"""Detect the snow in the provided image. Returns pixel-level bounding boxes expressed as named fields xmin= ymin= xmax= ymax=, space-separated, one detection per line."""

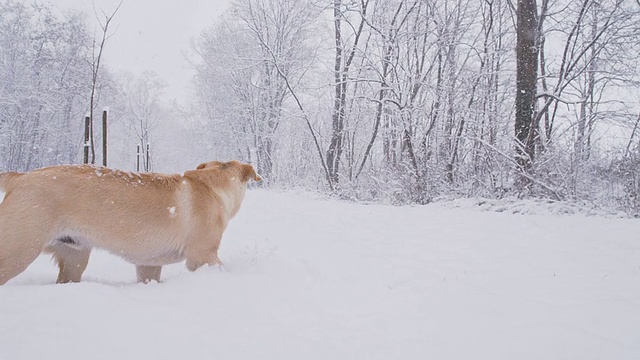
xmin=435 ymin=196 xmax=630 ymax=218
xmin=1 ymin=190 xmax=639 ymax=359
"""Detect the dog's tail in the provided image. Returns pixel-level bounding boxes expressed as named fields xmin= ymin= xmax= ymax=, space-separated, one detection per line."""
xmin=0 ymin=171 xmax=20 ymax=193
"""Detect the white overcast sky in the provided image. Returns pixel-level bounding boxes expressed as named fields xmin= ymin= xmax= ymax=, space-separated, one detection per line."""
xmin=48 ymin=0 xmax=231 ymax=103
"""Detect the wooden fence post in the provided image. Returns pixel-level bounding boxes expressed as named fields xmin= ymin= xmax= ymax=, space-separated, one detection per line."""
xmin=102 ymin=109 xmax=108 ymax=167
xmin=136 ymin=144 xmax=141 ymax=172
xmin=145 ymin=143 xmax=150 ymax=172
xmin=83 ymin=115 xmax=90 ymax=164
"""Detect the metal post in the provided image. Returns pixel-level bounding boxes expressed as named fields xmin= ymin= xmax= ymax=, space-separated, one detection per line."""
xmin=136 ymin=144 xmax=141 ymax=172
xmin=102 ymin=109 xmax=108 ymax=167
xmin=83 ymin=116 xmax=90 ymax=164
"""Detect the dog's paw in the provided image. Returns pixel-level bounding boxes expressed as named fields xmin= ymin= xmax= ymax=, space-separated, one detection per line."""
xmin=210 ymin=262 xmax=227 ymax=272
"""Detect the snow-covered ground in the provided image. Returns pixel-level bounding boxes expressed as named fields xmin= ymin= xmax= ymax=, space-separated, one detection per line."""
xmin=1 ymin=190 xmax=639 ymax=359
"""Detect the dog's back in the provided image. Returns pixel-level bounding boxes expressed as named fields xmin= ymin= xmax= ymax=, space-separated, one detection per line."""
xmin=0 ymin=171 xmax=21 ymax=193
xmin=0 ymin=166 xmax=190 ymax=273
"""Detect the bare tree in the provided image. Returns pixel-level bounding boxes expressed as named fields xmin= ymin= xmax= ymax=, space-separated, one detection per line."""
xmin=194 ymin=0 xmax=319 ymax=182
xmin=87 ymin=1 xmax=121 ymax=164
xmin=121 ymin=71 xmax=165 ymax=171
xmin=326 ymin=0 xmax=369 ymax=188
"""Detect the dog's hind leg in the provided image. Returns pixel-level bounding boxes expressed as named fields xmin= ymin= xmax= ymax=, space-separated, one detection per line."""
xmin=47 ymin=243 xmax=91 ymax=284
xmin=0 ymin=226 xmax=49 ymax=285
xmin=136 ymin=265 xmax=162 ymax=283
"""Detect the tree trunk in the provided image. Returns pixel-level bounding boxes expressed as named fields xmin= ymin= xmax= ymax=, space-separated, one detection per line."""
xmin=514 ymin=0 xmax=539 ymax=190
xmin=326 ymin=0 xmax=367 ymax=188
xmin=326 ymin=0 xmax=345 ymax=187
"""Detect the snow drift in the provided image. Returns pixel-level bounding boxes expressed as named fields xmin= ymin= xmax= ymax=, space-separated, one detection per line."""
xmin=1 ymin=190 xmax=639 ymax=359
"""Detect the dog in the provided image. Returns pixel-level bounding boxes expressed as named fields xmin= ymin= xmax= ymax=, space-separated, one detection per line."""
xmin=0 ymin=160 xmax=261 ymax=285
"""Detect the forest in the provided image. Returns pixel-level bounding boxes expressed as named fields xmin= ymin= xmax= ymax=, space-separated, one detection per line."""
xmin=1 ymin=0 xmax=640 ymax=214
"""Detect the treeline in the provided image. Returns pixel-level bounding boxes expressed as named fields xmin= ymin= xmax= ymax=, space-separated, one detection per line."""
xmin=2 ymin=0 xmax=639 ymax=214
xmin=193 ymin=0 xmax=640 ymax=213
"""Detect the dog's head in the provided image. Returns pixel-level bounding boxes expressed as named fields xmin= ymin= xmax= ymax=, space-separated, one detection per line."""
xmin=195 ymin=160 xmax=262 ymax=183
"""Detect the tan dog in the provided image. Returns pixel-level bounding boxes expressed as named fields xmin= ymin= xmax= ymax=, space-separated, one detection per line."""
xmin=0 ymin=160 xmax=261 ymax=285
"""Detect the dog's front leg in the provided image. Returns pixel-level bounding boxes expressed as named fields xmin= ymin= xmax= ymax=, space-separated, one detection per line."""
xmin=185 ymin=239 xmax=224 ymax=272
xmin=136 ymin=265 xmax=162 ymax=283
xmin=185 ymin=253 xmax=224 ymax=271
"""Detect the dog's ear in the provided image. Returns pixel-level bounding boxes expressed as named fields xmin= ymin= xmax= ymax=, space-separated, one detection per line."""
xmin=196 ymin=163 xmax=207 ymax=170
xmin=240 ymin=164 xmax=262 ymax=182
